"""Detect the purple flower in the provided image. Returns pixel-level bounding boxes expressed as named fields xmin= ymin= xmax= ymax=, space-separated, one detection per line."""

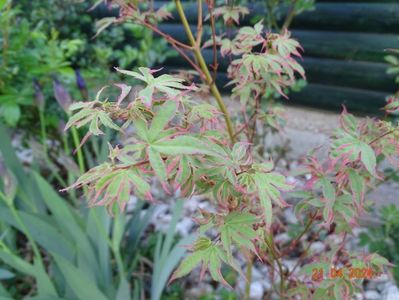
xmin=53 ymin=77 xmax=72 ymax=113
xmin=75 ymin=69 xmax=88 ymax=100
xmin=33 ymin=79 xmax=45 ymax=111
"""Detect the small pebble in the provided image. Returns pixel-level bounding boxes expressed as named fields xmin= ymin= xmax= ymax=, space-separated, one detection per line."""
xmin=364 ymin=290 xmax=381 ymax=300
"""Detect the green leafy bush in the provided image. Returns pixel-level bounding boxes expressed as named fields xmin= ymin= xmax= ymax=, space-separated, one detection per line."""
xmin=359 ymin=204 xmax=399 ymax=284
xmin=0 ymin=0 xmax=173 ymax=130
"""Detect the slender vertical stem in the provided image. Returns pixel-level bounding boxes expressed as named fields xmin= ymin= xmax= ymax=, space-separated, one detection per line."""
xmin=196 ymin=0 xmax=203 ymax=46
xmin=39 ymin=109 xmax=47 ymax=154
xmin=265 ymin=234 xmax=285 ymax=297
xmin=70 ymin=126 xmax=85 ymax=173
xmin=244 ymin=255 xmax=253 ymax=300
xmin=174 ymin=0 xmax=236 ymax=143
xmin=207 ymin=1 xmax=218 ymax=82
xmin=281 ymin=0 xmax=299 ymax=32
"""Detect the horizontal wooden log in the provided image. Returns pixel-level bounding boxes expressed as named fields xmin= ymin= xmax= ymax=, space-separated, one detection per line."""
xmin=158 ymin=24 xmax=399 ymax=62
xmin=159 ymin=67 xmax=388 ymax=115
xmin=288 ymin=83 xmax=387 ymax=115
xmin=164 ymin=50 xmax=396 ymax=93
xmin=298 ymin=58 xmax=396 ymax=93
xmin=294 ymin=30 xmax=399 ymax=62
xmin=93 ymin=2 xmax=399 ymax=34
xmin=291 ymin=3 xmax=399 ymax=34
xmin=317 ymin=0 xmax=397 ymax=3
xmin=152 ymin=2 xmax=399 ymax=34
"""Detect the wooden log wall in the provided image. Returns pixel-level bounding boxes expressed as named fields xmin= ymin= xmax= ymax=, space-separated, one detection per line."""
xmin=95 ymin=1 xmax=399 ymax=114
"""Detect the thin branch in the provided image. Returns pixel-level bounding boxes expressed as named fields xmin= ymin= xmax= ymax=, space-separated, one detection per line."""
xmin=196 ymin=0 xmax=203 ymax=47
xmin=282 ymin=211 xmax=318 ymax=255
xmin=139 ymin=20 xmax=206 ymax=80
xmin=265 ymin=235 xmax=285 ymax=297
xmin=368 ymin=129 xmax=396 ymax=145
xmin=140 ymin=20 xmax=192 ymax=50
xmin=281 ymin=0 xmax=299 ymax=32
xmin=174 ymin=0 xmax=236 ymax=143
xmin=207 ymin=0 xmax=219 ymax=82
xmin=287 ymin=227 xmax=323 ymax=277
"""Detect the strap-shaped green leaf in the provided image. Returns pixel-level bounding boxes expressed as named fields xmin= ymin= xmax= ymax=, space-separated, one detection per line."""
xmin=52 ymin=254 xmax=108 ymax=300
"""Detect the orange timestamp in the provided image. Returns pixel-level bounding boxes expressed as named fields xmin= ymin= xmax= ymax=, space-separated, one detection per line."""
xmin=311 ymin=266 xmax=382 ymax=281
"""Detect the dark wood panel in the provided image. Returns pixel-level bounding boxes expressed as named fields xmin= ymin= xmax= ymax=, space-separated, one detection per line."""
xmin=288 ymin=83 xmax=387 ymax=114
xmin=160 ymin=67 xmax=388 ymax=115
xmin=158 ymin=24 xmax=399 ymax=62
xmin=164 ymin=51 xmax=396 ymax=92
xmin=291 ymin=3 xmax=399 ymax=34
xmin=150 ymin=2 xmax=399 ymax=34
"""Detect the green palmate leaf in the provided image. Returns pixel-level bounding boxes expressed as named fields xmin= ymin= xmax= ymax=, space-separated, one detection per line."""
xmin=85 ymin=168 xmax=151 ymax=208
xmin=332 ymin=133 xmax=378 ymax=176
xmin=148 ymin=101 xmax=176 ymax=142
xmin=258 ymin=185 xmax=273 ymax=230
xmin=319 ymin=177 xmax=336 ymax=202
xmin=65 ymin=108 xmax=96 ymax=130
xmin=152 ymin=136 xmax=219 ymax=157
xmin=170 ymin=243 xmax=232 ymax=286
xmin=369 ymin=253 xmax=392 ymax=267
xmin=359 ymin=143 xmax=377 ymax=176
xmin=116 ymin=67 xmax=188 ymax=106
xmin=170 ymin=249 xmax=204 ymax=282
xmin=148 ymin=147 xmax=167 ymax=182
xmin=220 ymin=212 xmax=258 ymax=258
xmin=208 ymin=248 xmax=229 ymax=286
xmin=132 ymin=117 xmax=149 ymax=142
xmin=126 ymin=170 xmax=151 ymax=196
xmin=66 ymin=108 xmax=120 ymax=136
xmin=253 ymin=171 xmax=292 ymax=229
xmin=98 ymin=111 xmax=121 ymax=131
xmin=253 ymin=172 xmax=293 ymax=226
xmin=348 ymin=169 xmax=365 ymax=204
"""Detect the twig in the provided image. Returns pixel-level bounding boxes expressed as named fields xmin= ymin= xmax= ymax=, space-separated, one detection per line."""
xmin=368 ymin=129 xmax=396 ymax=145
xmin=174 ymin=0 xmax=236 ymax=143
xmin=196 ymin=0 xmax=203 ymax=47
xmin=244 ymin=254 xmax=254 ymax=300
xmin=265 ymin=235 xmax=285 ymax=297
xmin=281 ymin=0 xmax=299 ymax=32
xmin=287 ymin=227 xmax=323 ymax=277
xmin=139 ymin=19 xmax=207 ymax=83
xmin=207 ymin=0 xmax=219 ymax=82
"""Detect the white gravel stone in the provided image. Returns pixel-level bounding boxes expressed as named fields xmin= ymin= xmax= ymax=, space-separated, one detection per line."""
xmin=249 ymin=281 xmax=264 ymax=300
xmin=251 ymin=266 xmax=263 ymax=281
xmin=353 ymin=293 xmax=364 ymax=300
xmin=364 ymin=290 xmax=381 ymax=300
xmin=283 ymin=259 xmax=298 ymax=273
xmin=274 ymin=233 xmax=290 ymax=244
xmin=382 ymin=282 xmax=399 ymax=300
xmin=284 ymin=209 xmax=298 ymax=224
xmin=185 ymin=283 xmax=213 ymax=298
xmin=309 ymin=241 xmax=325 ymax=253
xmin=176 ymin=217 xmax=195 ymax=236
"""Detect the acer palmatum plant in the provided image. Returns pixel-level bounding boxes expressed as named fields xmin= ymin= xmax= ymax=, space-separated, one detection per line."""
xmin=63 ymin=1 xmax=399 ymax=298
